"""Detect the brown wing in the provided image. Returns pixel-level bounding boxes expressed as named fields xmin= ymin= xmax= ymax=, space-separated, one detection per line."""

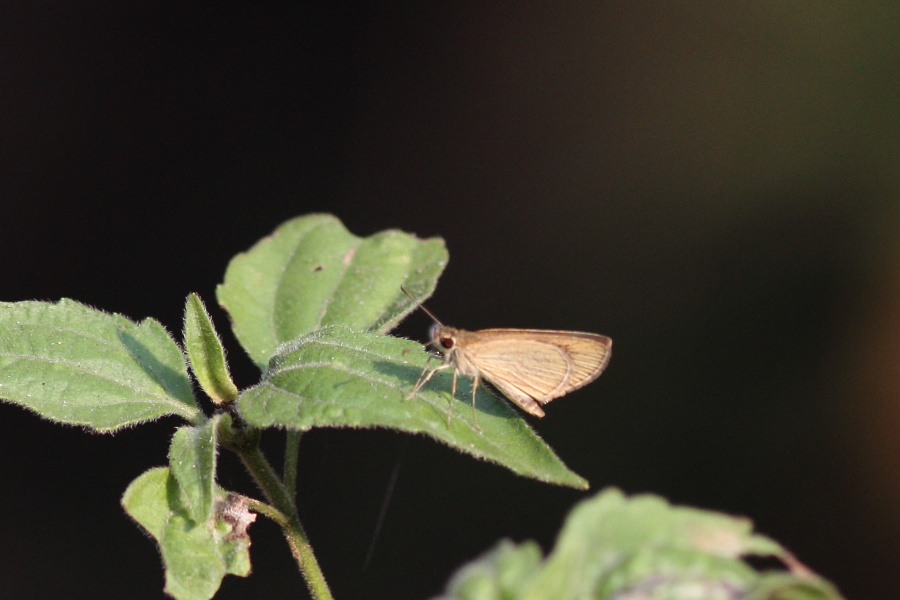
xmin=459 ymin=329 xmax=611 ymax=406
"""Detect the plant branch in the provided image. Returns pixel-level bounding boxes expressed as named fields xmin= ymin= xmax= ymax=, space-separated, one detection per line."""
xmin=231 ymin=494 xmax=290 ymax=528
xmin=284 ymin=430 xmax=302 ymax=500
xmin=233 ymin=436 xmax=333 ymax=600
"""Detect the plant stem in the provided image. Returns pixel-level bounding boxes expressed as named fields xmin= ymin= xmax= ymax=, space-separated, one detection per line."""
xmin=284 ymin=430 xmax=302 ymax=500
xmin=238 ymin=443 xmax=333 ymax=600
xmin=239 ymin=495 xmax=289 ymax=528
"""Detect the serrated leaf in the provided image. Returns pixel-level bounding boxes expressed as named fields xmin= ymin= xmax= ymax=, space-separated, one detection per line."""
xmin=239 ymin=326 xmax=587 ymax=489
xmin=169 ymin=417 xmax=219 ymax=523
xmin=0 ymin=299 xmax=199 ymax=431
xmin=184 ymin=293 xmax=238 ymax=404
xmin=122 ymin=467 xmax=253 ymax=600
xmin=216 ymin=214 xmax=447 ymax=368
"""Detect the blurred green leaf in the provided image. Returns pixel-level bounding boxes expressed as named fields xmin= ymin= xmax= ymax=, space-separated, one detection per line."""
xmin=0 ymin=299 xmax=199 ymax=431
xmin=434 ymin=488 xmax=846 ymax=600
xmin=743 ymin=572 xmax=844 ymax=600
xmin=239 ymin=326 xmax=588 ymax=489
xmin=433 ymin=540 xmax=543 ymax=600
xmin=216 ymin=214 xmax=447 ymax=368
xmin=122 ymin=467 xmax=253 ymax=600
xmin=184 ymin=293 xmax=238 ymax=404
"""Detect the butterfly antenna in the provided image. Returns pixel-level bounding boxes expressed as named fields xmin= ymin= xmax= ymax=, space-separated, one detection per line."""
xmin=400 ymin=285 xmax=444 ymax=326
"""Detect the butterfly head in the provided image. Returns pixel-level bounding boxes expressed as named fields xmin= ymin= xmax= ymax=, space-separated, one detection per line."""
xmin=430 ymin=323 xmax=458 ymax=355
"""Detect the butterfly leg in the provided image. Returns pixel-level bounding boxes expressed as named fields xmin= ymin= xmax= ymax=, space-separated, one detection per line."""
xmin=470 ymin=373 xmax=482 ymax=432
xmin=447 ymin=367 xmax=459 ymax=427
xmin=405 ymin=355 xmax=449 ymax=400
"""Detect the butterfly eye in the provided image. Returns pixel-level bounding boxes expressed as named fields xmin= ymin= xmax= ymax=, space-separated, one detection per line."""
xmin=440 ymin=336 xmax=454 ymax=349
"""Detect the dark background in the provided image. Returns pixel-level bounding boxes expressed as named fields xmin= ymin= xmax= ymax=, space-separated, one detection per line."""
xmin=2 ymin=3 xmax=899 ymax=599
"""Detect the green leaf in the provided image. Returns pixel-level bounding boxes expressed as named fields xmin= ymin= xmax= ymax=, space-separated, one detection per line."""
xmin=433 ymin=488 xmax=845 ymax=600
xmin=744 ymin=572 xmax=844 ymax=600
xmin=184 ymin=293 xmax=238 ymax=404
xmin=122 ymin=467 xmax=253 ymax=600
xmin=433 ymin=540 xmax=544 ymax=600
xmin=0 ymin=299 xmax=200 ymax=431
xmin=216 ymin=214 xmax=447 ymax=368
xmin=168 ymin=416 xmax=219 ymax=523
xmin=239 ymin=326 xmax=587 ymax=489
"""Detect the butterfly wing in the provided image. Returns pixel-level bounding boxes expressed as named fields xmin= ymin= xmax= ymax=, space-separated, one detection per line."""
xmin=458 ymin=329 xmax=611 ymax=416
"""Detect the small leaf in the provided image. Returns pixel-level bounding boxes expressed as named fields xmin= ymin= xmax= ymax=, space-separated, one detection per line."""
xmin=184 ymin=293 xmax=238 ymax=404
xmin=239 ymin=326 xmax=587 ymax=489
xmin=160 ymin=514 xmax=228 ymax=600
xmin=0 ymin=299 xmax=200 ymax=431
xmin=168 ymin=416 xmax=219 ymax=523
xmin=122 ymin=467 xmax=253 ymax=600
xmin=216 ymin=214 xmax=447 ymax=368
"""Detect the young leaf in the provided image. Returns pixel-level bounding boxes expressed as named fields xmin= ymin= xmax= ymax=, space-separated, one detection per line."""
xmin=0 ymin=299 xmax=200 ymax=431
xmin=183 ymin=293 xmax=238 ymax=404
xmin=239 ymin=326 xmax=588 ymax=489
xmin=122 ymin=467 xmax=253 ymax=600
xmin=168 ymin=416 xmax=219 ymax=523
xmin=436 ymin=489 xmax=845 ymax=600
xmin=216 ymin=214 xmax=447 ymax=368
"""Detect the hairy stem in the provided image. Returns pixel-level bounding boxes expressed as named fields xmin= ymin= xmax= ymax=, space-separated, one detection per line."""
xmin=284 ymin=430 xmax=302 ymax=500
xmin=237 ymin=442 xmax=333 ymax=600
